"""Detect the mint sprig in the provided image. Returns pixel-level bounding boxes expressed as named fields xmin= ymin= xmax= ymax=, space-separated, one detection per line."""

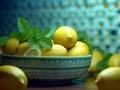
xmin=28 ymin=27 xmax=53 ymax=50
xmin=0 ymin=17 xmax=56 ymax=51
xmin=17 ymin=17 xmax=55 ymax=51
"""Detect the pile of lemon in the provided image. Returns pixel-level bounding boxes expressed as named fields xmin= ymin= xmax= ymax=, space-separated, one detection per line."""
xmin=42 ymin=26 xmax=89 ymax=56
xmin=1 ymin=26 xmax=120 ymax=90
xmin=0 ymin=26 xmax=90 ymax=90
xmin=1 ymin=39 xmax=41 ymax=57
xmin=88 ymin=48 xmax=120 ymax=90
xmin=1 ymin=26 xmax=90 ymax=57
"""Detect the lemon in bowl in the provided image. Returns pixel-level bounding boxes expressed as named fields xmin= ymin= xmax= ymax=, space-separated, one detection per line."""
xmin=53 ymin=26 xmax=78 ymax=49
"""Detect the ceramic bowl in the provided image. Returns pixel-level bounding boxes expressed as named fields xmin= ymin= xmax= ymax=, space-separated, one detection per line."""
xmin=1 ymin=54 xmax=91 ymax=81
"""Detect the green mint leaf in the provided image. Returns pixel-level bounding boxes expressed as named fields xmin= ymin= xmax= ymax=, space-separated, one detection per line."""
xmin=77 ymin=31 xmax=89 ymax=42
xmin=105 ymin=52 xmax=113 ymax=59
xmin=86 ymin=42 xmax=93 ymax=54
xmin=32 ymin=27 xmax=41 ymax=37
xmin=28 ymin=37 xmax=39 ymax=47
xmin=20 ymin=28 xmax=36 ymax=43
xmin=36 ymin=42 xmax=43 ymax=51
xmin=45 ymin=26 xmax=56 ymax=38
xmin=41 ymin=27 xmax=50 ymax=37
xmin=20 ymin=31 xmax=31 ymax=43
xmin=18 ymin=17 xmax=31 ymax=33
xmin=40 ymin=37 xmax=52 ymax=48
xmin=97 ymin=60 xmax=108 ymax=71
xmin=0 ymin=36 xmax=9 ymax=47
xmin=10 ymin=31 xmax=21 ymax=39
xmin=28 ymin=36 xmax=53 ymax=51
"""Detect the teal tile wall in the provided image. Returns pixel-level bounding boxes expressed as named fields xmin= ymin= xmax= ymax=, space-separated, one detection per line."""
xmin=0 ymin=0 xmax=120 ymax=53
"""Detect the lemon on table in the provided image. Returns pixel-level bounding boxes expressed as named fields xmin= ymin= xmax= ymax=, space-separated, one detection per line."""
xmin=108 ymin=53 xmax=120 ymax=67
xmin=0 ymin=65 xmax=28 ymax=90
xmin=23 ymin=46 xmax=41 ymax=57
xmin=68 ymin=41 xmax=89 ymax=56
xmin=95 ymin=67 xmax=120 ymax=90
xmin=16 ymin=42 xmax=29 ymax=56
xmin=88 ymin=50 xmax=103 ymax=73
xmin=1 ymin=38 xmax=19 ymax=55
xmin=41 ymin=44 xmax=67 ymax=56
xmin=53 ymin=26 xmax=78 ymax=49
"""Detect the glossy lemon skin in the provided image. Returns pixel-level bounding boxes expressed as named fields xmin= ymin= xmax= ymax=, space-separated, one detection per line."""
xmin=68 ymin=41 xmax=89 ymax=56
xmin=41 ymin=44 xmax=67 ymax=56
xmin=108 ymin=54 xmax=120 ymax=67
xmin=95 ymin=67 xmax=120 ymax=90
xmin=0 ymin=65 xmax=28 ymax=90
xmin=53 ymin=26 xmax=78 ymax=49
xmin=1 ymin=38 xmax=19 ymax=55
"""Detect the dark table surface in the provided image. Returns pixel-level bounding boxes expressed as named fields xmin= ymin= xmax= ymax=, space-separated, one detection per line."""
xmin=27 ymin=77 xmax=98 ymax=90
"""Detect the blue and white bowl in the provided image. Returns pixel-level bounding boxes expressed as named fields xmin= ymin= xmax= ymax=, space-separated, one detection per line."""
xmin=1 ymin=54 xmax=91 ymax=81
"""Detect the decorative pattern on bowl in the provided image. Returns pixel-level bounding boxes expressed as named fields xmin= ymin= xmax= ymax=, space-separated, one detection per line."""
xmin=1 ymin=54 xmax=91 ymax=81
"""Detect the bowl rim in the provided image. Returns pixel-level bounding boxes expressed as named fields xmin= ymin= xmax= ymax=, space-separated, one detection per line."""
xmin=1 ymin=54 xmax=92 ymax=59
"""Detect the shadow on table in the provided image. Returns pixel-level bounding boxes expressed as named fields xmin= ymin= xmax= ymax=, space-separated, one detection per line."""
xmin=28 ymin=78 xmax=84 ymax=87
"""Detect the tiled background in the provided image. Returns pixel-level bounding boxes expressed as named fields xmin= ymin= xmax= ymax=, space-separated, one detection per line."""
xmin=0 ymin=0 xmax=120 ymax=53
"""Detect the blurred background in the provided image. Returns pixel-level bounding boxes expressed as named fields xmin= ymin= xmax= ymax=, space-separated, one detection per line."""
xmin=0 ymin=0 xmax=120 ymax=53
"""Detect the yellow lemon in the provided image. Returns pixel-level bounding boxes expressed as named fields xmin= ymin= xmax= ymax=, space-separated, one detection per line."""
xmin=41 ymin=44 xmax=67 ymax=56
xmin=23 ymin=46 xmax=41 ymax=57
xmin=16 ymin=42 xmax=29 ymax=56
xmin=1 ymin=38 xmax=19 ymax=55
xmin=53 ymin=26 xmax=78 ymax=49
xmin=0 ymin=65 xmax=28 ymax=90
xmin=75 ymin=41 xmax=88 ymax=47
xmin=95 ymin=67 xmax=120 ymax=90
xmin=88 ymin=50 xmax=103 ymax=73
xmin=108 ymin=53 xmax=120 ymax=67
xmin=68 ymin=41 xmax=89 ymax=56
